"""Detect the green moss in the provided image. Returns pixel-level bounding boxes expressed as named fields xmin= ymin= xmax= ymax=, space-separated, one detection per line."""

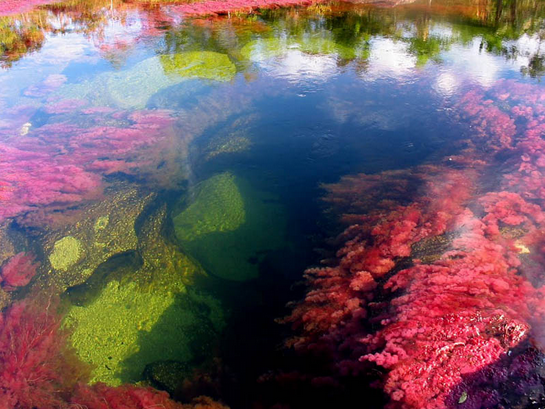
xmin=160 ymin=51 xmax=236 ymax=82
xmin=49 ymin=236 xmax=83 ymax=271
xmin=173 ymin=172 xmax=286 ymax=281
xmin=63 ymin=278 xmax=225 ymax=386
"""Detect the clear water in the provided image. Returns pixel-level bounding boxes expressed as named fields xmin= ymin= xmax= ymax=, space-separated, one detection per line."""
xmin=0 ymin=0 xmax=544 ymax=408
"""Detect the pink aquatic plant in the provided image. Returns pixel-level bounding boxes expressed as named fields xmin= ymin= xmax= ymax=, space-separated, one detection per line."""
xmin=0 ymin=252 xmax=38 ymax=290
xmin=0 ymin=108 xmax=178 ymax=223
xmin=285 ymin=79 xmax=545 ymax=408
xmin=168 ymin=0 xmax=327 ymax=17
xmin=72 ymin=383 xmax=230 ymax=409
xmin=0 ymin=297 xmax=84 ymax=409
xmin=23 ymin=74 xmax=67 ymax=98
xmin=0 ymin=0 xmax=58 ymax=16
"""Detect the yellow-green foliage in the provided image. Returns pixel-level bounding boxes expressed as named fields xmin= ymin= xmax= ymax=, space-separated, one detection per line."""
xmin=160 ymin=51 xmax=236 ymax=82
xmin=173 ymin=172 xmax=286 ymax=281
xmin=64 ymin=279 xmax=224 ymax=385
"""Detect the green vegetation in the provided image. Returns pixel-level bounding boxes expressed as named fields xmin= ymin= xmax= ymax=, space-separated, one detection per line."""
xmin=160 ymin=51 xmax=236 ymax=82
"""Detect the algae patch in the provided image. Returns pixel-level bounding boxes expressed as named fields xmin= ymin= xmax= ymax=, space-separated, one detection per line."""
xmin=160 ymin=51 xmax=236 ymax=82
xmin=49 ymin=236 xmax=82 ymax=271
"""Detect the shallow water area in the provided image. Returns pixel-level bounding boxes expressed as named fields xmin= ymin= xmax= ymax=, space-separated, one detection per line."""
xmin=1 ymin=0 xmax=545 ymax=408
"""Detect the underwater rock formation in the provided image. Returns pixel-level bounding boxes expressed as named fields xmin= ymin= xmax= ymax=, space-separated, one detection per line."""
xmin=240 ymin=36 xmax=357 ymax=62
xmin=137 ymin=203 xmax=207 ymax=287
xmin=62 ymin=200 xmax=225 ymax=386
xmin=63 ymin=279 xmax=225 ymax=385
xmin=173 ymin=172 xmax=287 ymax=281
xmin=160 ymin=52 xmax=236 ymax=82
xmin=34 ymin=183 xmax=155 ymax=290
xmin=285 ymin=79 xmax=545 ymax=408
xmin=54 ymin=52 xmax=235 ymax=110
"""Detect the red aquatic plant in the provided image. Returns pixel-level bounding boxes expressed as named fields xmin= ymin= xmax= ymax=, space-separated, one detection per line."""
xmin=0 ymin=297 xmax=84 ymax=409
xmin=0 ymin=108 xmax=178 ymax=223
xmin=0 ymin=0 xmax=57 ymax=16
xmin=0 ymin=252 xmax=38 ymax=290
xmin=72 ymin=383 xmax=229 ymax=409
xmin=286 ymin=79 xmax=545 ymax=408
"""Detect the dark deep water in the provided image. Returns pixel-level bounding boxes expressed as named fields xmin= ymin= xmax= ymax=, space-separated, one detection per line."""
xmin=1 ymin=0 xmax=545 ymax=408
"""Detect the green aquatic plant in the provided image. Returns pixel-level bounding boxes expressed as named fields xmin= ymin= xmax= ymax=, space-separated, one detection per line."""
xmin=173 ymin=172 xmax=286 ymax=281
xmin=160 ymin=51 xmax=236 ymax=82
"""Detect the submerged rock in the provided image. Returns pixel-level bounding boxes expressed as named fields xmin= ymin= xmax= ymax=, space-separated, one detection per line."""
xmin=137 ymin=203 xmax=206 ymax=289
xmin=53 ymin=52 xmax=235 ymax=109
xmin=63 ymin=278 xmax=225 ymax=386
xmin=143 ymin=360 xmax=192 ymax=396
xmin=61 ymin=199 xmax=224 ymax=386
xmin=37 ymin=183 xmax=155 ymax=290
xmin=173 ymin=172 xmax=287 ymax=281
xmin=202 ymin=114 xmax=256 ymax=160
xmin=49 ymin=236 xmax=83 ymax=272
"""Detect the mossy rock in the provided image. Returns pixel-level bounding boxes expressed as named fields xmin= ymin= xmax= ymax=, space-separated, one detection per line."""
xmin=172 ymin=172 xmax=287 ymax=282
xmin=160 ymin=51 xmax=236 ymax=82
xmin=37 ymin=183 xmax=155 ymax=290
xmin=63 ymin=279 xmax=225 ymax=386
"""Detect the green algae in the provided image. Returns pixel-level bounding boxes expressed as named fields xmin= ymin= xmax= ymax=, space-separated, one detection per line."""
xmin=63 ymin=278 xmax=225 ymax=386
xmin=173 ymin=172 xmax=287 ymax=281
xmin=160 ymin=51 xmax=236 ymax=82
xmin=49 ymin=236 xmax=83 ymax=271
